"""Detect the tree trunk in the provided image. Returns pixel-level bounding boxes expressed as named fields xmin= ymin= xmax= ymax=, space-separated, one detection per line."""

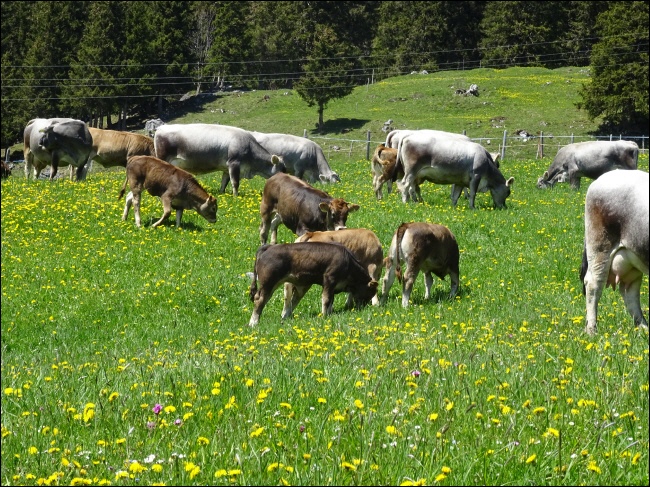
xmin=318 ymin=102 xmax=324 ymax=133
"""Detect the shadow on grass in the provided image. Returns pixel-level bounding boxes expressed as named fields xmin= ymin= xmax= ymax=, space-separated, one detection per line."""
xmin=309 ymin=118 xmax=370 ymax=136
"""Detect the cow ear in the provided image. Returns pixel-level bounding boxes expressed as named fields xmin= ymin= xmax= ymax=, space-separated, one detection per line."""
xmin=319 ymin=174 xmax=327 ymax=183
xmin=369 ymin=280 xmax=379 ymax=291
xmin=348 ymin=203 xmax=360 ymax=212
xmin=543 ymin=171 xmax=549 ymax=180
xmin=506 ymin=177 xmax=514 ymax=187
xmin=319 ymin=202 xmax=329 ymax=213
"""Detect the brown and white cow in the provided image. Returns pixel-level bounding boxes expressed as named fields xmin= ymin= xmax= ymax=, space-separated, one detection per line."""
xmin=295 ymin=228 xmax=383 ymax=305
xmin=118 ymin=155 xmax=217 ymax=228
xmin=154 ymin=123 xmax=285 ymax=197
xmin=381 ymin=222 xmax=460 ymax=307
xmin=580 ymin=169 xmax=648 ymax=335
xmin=87 ymin=128 xmax=155 ymax=169
xmin=371 ymin=144 xmax=400 ymax=200
xmin=259 ymin=172 xmax=359 ymax=244
xmin=537 ymin=140 xmax=638 ymax=190
xmin=248 ymin=242 xmax=378 ymax=326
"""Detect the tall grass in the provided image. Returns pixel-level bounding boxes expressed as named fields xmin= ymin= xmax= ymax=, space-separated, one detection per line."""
xmin=1 ymin=150 xmax=648 ymax=486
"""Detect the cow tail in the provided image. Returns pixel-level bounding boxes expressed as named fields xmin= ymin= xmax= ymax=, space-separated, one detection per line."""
xmin=249 ymin=245 xmax=270 ymax=302
xmin=579 ymin=241 xmax=588 ymax=296
xmin=118 ymin=173 xmax=128 ymax=200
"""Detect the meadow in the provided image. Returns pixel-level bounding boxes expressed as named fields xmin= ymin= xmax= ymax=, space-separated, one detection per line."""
xmin=1 ymin=146 xmax=648 ymax=485
xmin=2 ymin=65 xmax=649 ymax=486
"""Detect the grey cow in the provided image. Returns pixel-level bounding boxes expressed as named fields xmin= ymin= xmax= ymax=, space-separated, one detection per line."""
xmin=537 ymin=140 xmax=638 ymax=190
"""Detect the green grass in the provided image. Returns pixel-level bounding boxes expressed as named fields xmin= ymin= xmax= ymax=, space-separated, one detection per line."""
xmin=1 ymin=146 xmax=648 ymax=485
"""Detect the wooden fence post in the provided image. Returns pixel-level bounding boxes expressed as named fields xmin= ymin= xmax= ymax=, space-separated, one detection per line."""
xmin=536 ymin=131 xmax=544 ymax=159
xmin=303 ymin=129 xmax=307 ymax=138
xmin=366 ymin=131 xmax=371 ymax=160
xmin=501 ymin=130 xmax=507 ymax=160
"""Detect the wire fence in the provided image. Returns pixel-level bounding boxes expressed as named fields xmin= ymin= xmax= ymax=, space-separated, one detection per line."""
xmin=303 ymin=130 xmax=649 ymax=162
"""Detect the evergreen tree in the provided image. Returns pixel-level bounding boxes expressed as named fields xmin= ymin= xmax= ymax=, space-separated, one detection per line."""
xmin=294 ymin=24 xmax=357 ymax=133
xmin=577 ymin=1 xmax=649 ymax=134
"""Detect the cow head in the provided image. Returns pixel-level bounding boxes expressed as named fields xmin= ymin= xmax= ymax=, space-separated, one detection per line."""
xmin=352 ymin=279 xmax=379 ymax=308
xmin=319 ymin=199 xmax=359 ymax=231
xmin=197 ymin=195 xmax=218 ymax=223
xmin=490 ymin=177 xmax=514 ymax=209
xmin=319 ymin=172 xmax=341 ymax=184
xmin=271 ymin=155 xmax=287 ymax=175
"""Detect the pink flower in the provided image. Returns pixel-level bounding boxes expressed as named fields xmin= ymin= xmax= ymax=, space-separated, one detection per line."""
xmin=174 ymin=419 xmax=182 ymax=426
xmin=411 ymin=370 xmax=421 ymax=378
xmin=153 ymin=403 xmax=162 ymax=415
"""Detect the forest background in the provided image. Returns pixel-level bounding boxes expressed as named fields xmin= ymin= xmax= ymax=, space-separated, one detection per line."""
xmin=1 ymin=1 xmax=648 ymax=148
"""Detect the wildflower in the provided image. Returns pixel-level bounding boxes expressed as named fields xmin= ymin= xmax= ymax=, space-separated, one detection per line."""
xmin=197 ymin=436 xmax=210 ymax=446
xmin=544 ymin=427 xmax=560 ymax=438
xmin=441 ymin=466 xmax=451 ymax=474
xmin=341 ymin=461 xmax=357 ymax=471
xmin=250 ymin=427 xmax=264 ymax=438
xmin=587 ymin=461 xmax=601 ymax=474
xmin=401 ymin=479 xmax=426 ymax=486
xmin=129 ymin=462 xmax=147 ymax=474
xmin=215 ymin=469 xmax=228 ymax=478
xmin=317 ymin=397 xmax=327 ymax=404
xmin=526 ymin=454 xmax=537 ymax=464
xmin=152 ymin=404 xmax=162 ymax=415
xmin=632 ymin=452 xmax=641 ymax=465
xmin=82 ymin=403 xmax=95 ymax=423
xmin=303 ymin=454 xmax=311 ymax=461
xmin=429 ymin=413 xmax=439 ymax=421
xmin=533 ymin=407 xmax=546 ymax=415
xmin=445 ymin=401 xmax=454 ymax=411
xmin=28 ymin=446 xmax=38 ymax=455
xmin=147 ymin=421 xmax=156 ymax=430
xmin=386 ymin=425 xmax=398 ymax=435
xmin=354 ymin=399 xmax=364 ymax=409
xmin=411 ymin=370 xmax=421 ymax=378
xmin=174 ymin=419 xmax=183 ymax=426
xmin=152 ymin=464 xmax=163 ymax=473
xmin=108 ymin=392 xmax=119 ymax=402
xmin=164 ymin=405 xmax=176 ymax=414
xmin=434 ymin=473 xmax=447 ymax=482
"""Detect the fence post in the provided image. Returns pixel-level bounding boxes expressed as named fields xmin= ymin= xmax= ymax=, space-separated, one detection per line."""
xmin=366 ymin=131 xmax=371 ymax=160
xmin=570 ymin=133 xmax=574 ymax=144
xmin=303 ymin=129 xmax=307 ymax=138
xmin=348 ymin=141 xmax=354 ymax=158
xmin=610 ymin=134 xmax=613 ymax=141
xmin=501 ymin=130 xmax=507 ymax=161
xmin=536 ymin=132 xmax=544 ymax=159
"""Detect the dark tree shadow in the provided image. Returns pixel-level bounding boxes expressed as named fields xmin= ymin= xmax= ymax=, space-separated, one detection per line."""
xmin=309 ymin=118 xmax=370 ymax=136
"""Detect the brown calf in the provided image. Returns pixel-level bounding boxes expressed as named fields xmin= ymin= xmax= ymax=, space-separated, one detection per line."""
xmin=381 ymin=222 xmax=460 ymax=307
xmin=259 ymin=172 xmax=359 ymax=244
xmin=118 ymin=155 xmax=217 ymax=228
xmin=371 ymin=144 xmax=400 ymax=200
xmin=296 ymin=228 xmax=384 ymax=306
xmin=248 ymin=242 xmax=378 ymax=326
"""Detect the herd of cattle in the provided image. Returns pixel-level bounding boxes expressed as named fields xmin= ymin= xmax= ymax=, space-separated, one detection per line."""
xmin=4 ymin=117 xmax=648 ymax=334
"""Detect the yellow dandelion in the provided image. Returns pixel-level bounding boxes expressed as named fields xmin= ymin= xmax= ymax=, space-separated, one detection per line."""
xmin=587 ymin=461 xmax=601 ymax=474
xmin=525 ymin=454 xmax=537 ymax=464
xmin=108 ymin=392 xmax=119 ymax=402
xmin=250 ymin=426 xmax=265 ymax=438
xmin=445 ymin=401 xmax=454 ymax=411
xmin=631 ymin=452 xmax=641 ymax=465
xmin=354 ymin=399 xmax=364 ymax=409
xmin=434 ymin=473 xmax=447 ymax=482
xmin=197 ymin=436 xmax=209 ymax=446
xmin=429 ymin=412 xmax=439 ymax=421
xmin=533 ymin=407 xmax=546 ymax=415
xmin=341 ymin=461 xmax=357 ymax=471
xmin=386 ymin=425 xmax=397 ymax=435
xmin=317 ymin=397 xmax=327 ymax=404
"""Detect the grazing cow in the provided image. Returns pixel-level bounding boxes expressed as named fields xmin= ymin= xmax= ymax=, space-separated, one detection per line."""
xmin=296 ymin=228 xmax=383 ymax=305
xmin=381 ymin=222 xmax=460 ymax=307
xmin=259 ymin=172 xmax=359 ymax=244
xmin=154 ymin=123 xmax=286 ymax=197
xmin=87 ymin=128 xmax=155 ymax=168
xmin=537 ymin=140 xmax=638 ymax=190
xmin=118 ymin=155 xmax=217 ymax=228
xmin=248 ymin=242 xmax=378 ymax=326
xmin=250 ymin=131 xmax=340 ymax=184
xmin=1 ymin=160 xmax=12 ymax=179
xmin=396 ymin=132 xmax=513 ymax=208
xmin=371 ymin=144 xmax=401 ymax=200
xmin=24 ymin=118 xmax=93 ymax=181
xmin=580 ymin=169 xmax=648 ymax=335
xmin=385 ymin=129 xmax=469 ymax=149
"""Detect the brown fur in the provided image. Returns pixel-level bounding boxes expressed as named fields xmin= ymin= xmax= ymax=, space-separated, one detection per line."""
xmin=248 ymin=242 xmax=378 ymax=326
xmin=118 ymin=155 xmax=217 ymax=228
xmin=88 ymin=128 xmax=155 ymax=168
xmin=371 ymin=144 xmax=400 ymax=199
xmin=259 ymin=172 xmax=359 ymax=244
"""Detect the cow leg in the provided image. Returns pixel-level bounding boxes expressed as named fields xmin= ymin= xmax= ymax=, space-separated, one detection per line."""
xmin=219 ymin=172 xmax=231 ymax=194
xmin=227 ymin=161 xmax=241 ymax=197
xmin=122 ymin=191 xmax=134 ymax=222
xmin=152 ymin=196 xmax=173 ymax=227
xmin=584 ymin=252 xmax=610 ymax=335
xmin=451 ymin=184 xmax=464 ymax=207
xmin=49 ymin=153 xmax=59 ymax=180
xmin=449 ymin=270 xmax=460 ymax=300
xmin=269 ymin=214 xmax=283 ymax=245
xmin=468 ymin=176 xmax=481 ymax=209
xmin=75 ymin=163 xmax=88 ymax=182
xmin=321 ymin=282 xmax=336 ymax=316
xmin=386 ymin=178 xmax=392 ymax=195
xmin=380 ymin=259 xmax=397 ymax=305
xmin=249 ymin=287 xmax=272 ymax=327
xmin=397 ymin=176 xmax=413 ymax=203
xmin=368 ymin=263 xmax=381 ymax=306
xmin=402 ymin=260 xmax=421 ymax=308
xmin=424 ymin=272 xmax=434 ymax=300
xmin=175 ymin=209 xmax=184 ymax=228
xmin=132 ymin=192 xmax=142 ymax=228
xmin=282 ymin=283 xmax=310 ymax=319
xmin=620 ymin=277 xmax=648 ymax=330
xmin=24 ymin=152 xmax=33 ymax=179
xmin=569 ymin=174 xmax=581 ymax=190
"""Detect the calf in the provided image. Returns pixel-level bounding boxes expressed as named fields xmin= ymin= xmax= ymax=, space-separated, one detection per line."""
xmin=118 ymin=155 xmax=217 ymax=228
xmin=296 ymin=228 xmax=384 ymax=305
xmin=381 ymin=222 xmax=460 ymax=307
xmin=580 ymin=169 xmax=648 ymax=335
xmin=259 ymin=172 xmax=359 ymax=244
xmin=248 ymin=242 xmax=378 ymax=326
xmin=1 ymin=160 xmax=12 ymax=180
xmin=371 ymin=144 xmax=401 ymax=199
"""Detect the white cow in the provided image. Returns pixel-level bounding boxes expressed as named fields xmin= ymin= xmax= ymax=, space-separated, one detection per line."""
xmin=396 ymin=131 xmax=513 ymax=208
xmin=250 ymin=132 xmax=340 ymax=184
xmin=154 ymin=123 xmax=285 ymax=197
xmin=385 ymin=129 xmax=469 ymax=149
xmin=580 ymin=169 xmax=649 ymax=335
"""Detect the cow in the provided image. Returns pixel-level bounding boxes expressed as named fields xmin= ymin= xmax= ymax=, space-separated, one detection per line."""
xmin=295 ymin=228 xmax=383 ymax=306
xmin=381 ymin=222 xmax=460 ymax=308
xmin=154 ymin=123 xmax=286 ymax=197
xmin=537 ymin=140 xmax=638 ymax=190
xmin=87 ymin=128 xmax=155 ymax=169
xmin=385 ymin=129 xmax=469 ymax=149
xmin=395 ymin=132 xmax=513 ymax=208
xmin=23 ymin=118 xmax=93 ymax=181
xmin=371 ymin=144 xmax=400 ymax=200
xmin=580 ymin=169 xmax=648 ymax=335
xmin=1 ymin=160 xmax=12 ymax=179
xmin=259 ymin=172 xmax=359 ymax=245
xmin=250 ymin=131 xmax=340 ymax=184
xmin=248 ymin=242 xmax=378 ymax=326
xmin=118 ymin=155 xmax=217 ymax=228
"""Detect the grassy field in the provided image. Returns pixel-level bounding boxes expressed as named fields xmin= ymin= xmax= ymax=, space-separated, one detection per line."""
xmin=1 ymin=67 xmax=648 ymax=486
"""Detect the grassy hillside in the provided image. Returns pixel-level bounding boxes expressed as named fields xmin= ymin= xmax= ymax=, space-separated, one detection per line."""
xmin=164 ymin=66 xmax=600 ymax=160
